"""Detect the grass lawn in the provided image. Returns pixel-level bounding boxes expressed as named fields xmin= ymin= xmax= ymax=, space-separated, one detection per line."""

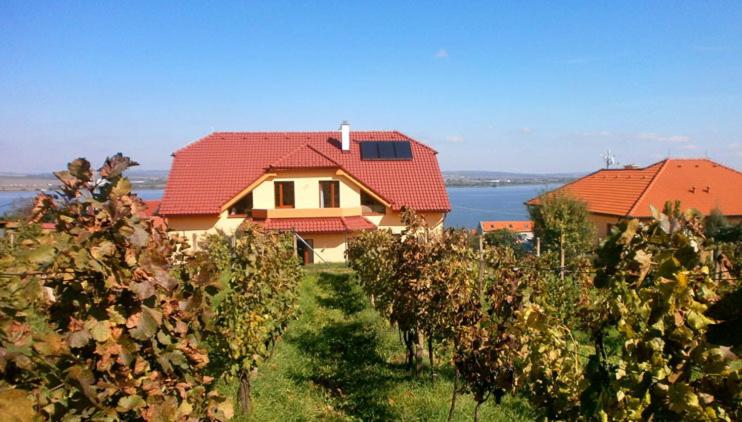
xmin=223 ymin=267 xmax=537 ymax=421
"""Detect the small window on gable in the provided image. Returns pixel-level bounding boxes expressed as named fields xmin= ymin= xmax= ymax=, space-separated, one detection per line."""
xmin=319 ymin=181 xmax=340 ymax=208
xmin=361 ymin=191 xmax=385 ymax=214
xmin=229 ymin=192 xmax=253 ymax=216
xmin=275 ymin=181 xmax=295 ymax=208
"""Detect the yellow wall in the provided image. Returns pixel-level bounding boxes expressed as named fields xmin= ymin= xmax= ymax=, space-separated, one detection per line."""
xmin=585 ymin=213 xmax=742 ymax=240
xmin=299 ymin=233 xmax=347 ymax=263
xmin=365 ymin=212 xmax=445 ymax=234
xmin=588 ymin=214 xmax=622 ymax=239
xmin=251 ymin=169 xmax=361 ymax=209
xmin=167 ymin=212 xmax=243 ymax=249
xmin=167 ymin=169 xmax=446 ymax=259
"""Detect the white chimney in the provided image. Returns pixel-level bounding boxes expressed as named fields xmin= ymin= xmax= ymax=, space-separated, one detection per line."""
xmin=340 ymin=121 xmax=350 ymax=152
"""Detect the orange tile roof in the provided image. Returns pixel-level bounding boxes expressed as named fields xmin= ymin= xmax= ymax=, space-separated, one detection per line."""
xmin=527 ymin=158 xmax=742 ymax=218
xmin=480 ymin=220 xmax=533 ymax=233
xmin=160 ymin=131 xmax=450 ymax=215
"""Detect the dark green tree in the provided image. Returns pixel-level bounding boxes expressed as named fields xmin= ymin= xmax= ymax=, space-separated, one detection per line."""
xmin=482 ymin=229 xmax=526 ymax=255
xmin=528 ymin=190 xmax=595 ymax=261
xmin=705 ymin=208 xmax=729 ymax=240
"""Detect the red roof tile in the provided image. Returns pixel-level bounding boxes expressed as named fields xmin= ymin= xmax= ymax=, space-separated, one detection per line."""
xmin=160 ymin=131 xmax=450 ymax=215
xmin=140 ymin=200 xmax=161 ymax=217
xmin=256 ymin=216 xmax=376 ymax=233
xmin=528 ymin=159 xmax=742 ymax=218
xmin=269 ymin=144 xmax=339 ymax=169
xmin=480 ymin=220 xmax=533 ymax=233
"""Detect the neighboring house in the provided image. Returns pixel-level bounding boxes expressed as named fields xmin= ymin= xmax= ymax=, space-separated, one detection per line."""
xmin=479 ymin=220 xmax=534 ymax=241
xmin=0 ymin=220 xmax=55 ymax=243
xmin=527 ymin=158 xmax=742 ymax=238
xmin=159 ymin=123 xmax=450 ymax=263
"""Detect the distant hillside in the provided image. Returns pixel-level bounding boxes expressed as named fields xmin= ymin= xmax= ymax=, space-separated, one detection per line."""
xmin=443 ymin=170 xmax=583 ymax=179
xmin=0 ymin=169 xmax=170 ymax=191
xmin=126 ymin=169 xmax=169 ymax=178
xmin=443 ymin=170 xmax=582 ymax=187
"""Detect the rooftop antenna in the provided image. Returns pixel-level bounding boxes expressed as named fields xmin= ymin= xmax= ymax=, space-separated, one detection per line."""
xmin=601 ymin=149 xmax=617 ymax=169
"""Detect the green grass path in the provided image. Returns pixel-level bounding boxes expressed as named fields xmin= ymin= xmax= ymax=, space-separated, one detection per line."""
xmin=231 ymin=268 xmax=535 ymax=421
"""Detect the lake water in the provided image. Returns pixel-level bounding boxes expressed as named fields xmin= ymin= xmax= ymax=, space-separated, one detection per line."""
xmin=444 ymin=184 xmax=559 ymax=228
xmin=0 ymin=189 xmax=165 ymax=215
xmin=1 ymin=185 xmax=559 ymax=229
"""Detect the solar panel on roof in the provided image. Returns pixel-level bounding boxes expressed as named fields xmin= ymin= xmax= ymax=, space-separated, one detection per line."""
xmin=359 ymin=141 xmax=413 ymax=160
xmin=360 ymin=142 xmax=379 ymax=159
xmin=377 ymin=142 xmax=396 ymax=158
xmin=393 ymin=141 xmax=412 ymax=159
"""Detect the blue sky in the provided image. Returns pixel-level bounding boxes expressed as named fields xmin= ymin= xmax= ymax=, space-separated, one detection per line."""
xmin=1 ymin=1 xmax=741 ymax=173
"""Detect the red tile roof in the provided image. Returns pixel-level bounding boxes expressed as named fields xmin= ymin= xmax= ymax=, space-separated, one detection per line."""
xmin=140 ymin=200 xmax=161 ymax=217
xmin=139 ymin=200 xmax=168 ymax=230
xmin=527 ymin=159 xmax=742 ymax=218
xmin=480 ymin=220 xmax=533 ymax=233
xmin=255 ymin=216 xmax=376 ymax=233
xmin=160 ymin=131 xmax=450 ymax=215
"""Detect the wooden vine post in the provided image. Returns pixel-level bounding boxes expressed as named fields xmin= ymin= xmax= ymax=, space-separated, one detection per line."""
xmin=559 ymin=231 xmax=565 ymax=280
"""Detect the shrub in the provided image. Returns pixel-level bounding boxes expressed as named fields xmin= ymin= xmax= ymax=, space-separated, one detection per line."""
xmin=200 ymin=224 xmax=302 ymax=414
xmin=0 ymin=155 xmax=231 ymax=420
xmin=528 ymin=190 xmax=595 ymax=261
xmin=584 ymin=205 xmax=741 ymax=420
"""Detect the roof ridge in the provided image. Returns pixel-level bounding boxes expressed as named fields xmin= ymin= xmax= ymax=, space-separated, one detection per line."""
xmin=269 ymin=142 xmax=310 ymax=165
xmin=525 ymin=167 xmax=608 ymax=205
xmin=172 ymin=132 xmax=217 ymax=156
xmin=304 ymin=143 xmax=340 ymax=165
xmin=211 ymin=130 xmax=405 ymax=135
xmin=268 ymin=143 xmax=339 ymax=169
xmin=184 ymin=130 xmax=440 ymax=155
xmin=393 ymin=131 xmax=439 ymax=154
xmin=702 ymin=158 xmax=742 ymax=177
xmin=625 ymin=159 xmax=669 ymax=217
xmin=648 ymin=157 xmax=742 ymax=178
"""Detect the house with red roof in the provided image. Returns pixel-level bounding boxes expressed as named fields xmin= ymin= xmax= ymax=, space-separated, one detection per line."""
xmin=159 ymin=122 xmax=450 ymax=263
xmin=479 ymin=220 xmax=534 ymax=241
xmin=527 ymin=158 xmax=742 ymax=238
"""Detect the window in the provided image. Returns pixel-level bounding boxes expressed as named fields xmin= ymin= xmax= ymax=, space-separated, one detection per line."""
xmin=361 ymin=191 xmax=385 ymax=214
xmin=274 ymin=181 xmax=295 ymax=208
xmin=229 ymin=193 xmax=253 ymax=216
xmin=319 ymin=181 xmax=340 ymax=208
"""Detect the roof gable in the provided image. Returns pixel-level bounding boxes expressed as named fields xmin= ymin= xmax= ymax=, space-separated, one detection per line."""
xmin=160 ymin=131 xmax=450 ymax=215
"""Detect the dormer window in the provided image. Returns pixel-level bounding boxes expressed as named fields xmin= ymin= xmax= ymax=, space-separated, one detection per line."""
xmin=361 ymin=191 xmax=385 ymax=214
xmin=229 ymin=192 xmax=253 ymax=216
xmin=319 ymin=181 xmax=340 ymax=208
xmin=275 ymin=181 xmax=295 ymax=208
